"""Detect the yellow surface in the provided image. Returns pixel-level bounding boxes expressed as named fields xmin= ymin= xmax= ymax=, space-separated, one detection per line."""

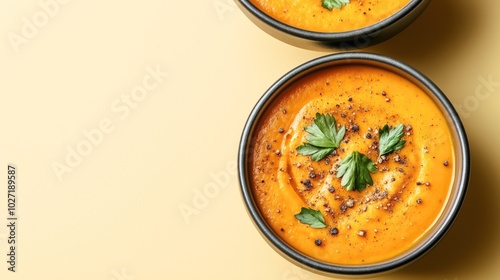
xmin=0 ymin=0 xmax=497 ymax=279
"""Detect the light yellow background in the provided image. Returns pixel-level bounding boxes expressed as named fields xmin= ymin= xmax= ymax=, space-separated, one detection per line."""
xmin=0 ymin=0 xmax=498 ymax=279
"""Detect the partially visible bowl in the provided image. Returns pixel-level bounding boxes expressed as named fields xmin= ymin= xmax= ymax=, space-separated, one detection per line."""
xmin=235 ymin=0 xmax=431 ymax=50
xmin=238 ymin=52 xmax=469 ymax=277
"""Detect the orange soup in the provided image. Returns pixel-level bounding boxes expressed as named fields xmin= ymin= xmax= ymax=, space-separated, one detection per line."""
xmin=249 ymin=64 xmax=454 ymax=265
xmin=249 ymin=0 xmax=411 ymax=32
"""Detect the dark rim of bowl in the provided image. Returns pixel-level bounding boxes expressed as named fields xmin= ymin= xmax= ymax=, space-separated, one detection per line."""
xmin=238 ymin=0 xmax=426 ymax=41
xmin=238 ymin=52 xmax=470 ymax=276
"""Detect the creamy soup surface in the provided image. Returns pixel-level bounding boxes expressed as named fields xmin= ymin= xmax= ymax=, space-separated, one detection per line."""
xmin=249 ymin=64 xmax=454 ymax=264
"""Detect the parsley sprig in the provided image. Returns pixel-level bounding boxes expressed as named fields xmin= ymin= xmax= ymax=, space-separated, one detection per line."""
xmin=296 ymin=113 xmax=345 ymax=161
xmin=336 ymin=151 xmax=377 ymax=192
xmin=294 ymin=110 xmax=408 ymax=193
xmin=294 ymin=207 xmax=327 ymax=228
xmin=378 ymin=124 xmax=406 ymax=158
xmin=322 ymin=0 xmax=350 ymax=11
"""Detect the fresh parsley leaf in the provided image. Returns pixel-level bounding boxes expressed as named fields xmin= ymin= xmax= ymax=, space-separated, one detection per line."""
xmin=296 ymin=113 xmax=345 ymax=161
xmin=378 ymin=124 xmax=406 ymax=158
xmin=296 ymin=144 xmax=335 ymax=162
xmin=322 ymin=0 xmax=350 ymax=11
xmin=294 ymin=207 xmax=327 ymax=228
xmin=336 ymin=151 xmax=377 ymax=192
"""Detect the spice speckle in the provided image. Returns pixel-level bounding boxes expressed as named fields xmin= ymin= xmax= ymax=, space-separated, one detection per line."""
xmin=302 ymin=179 xmax=313 ymax=189
xmin=340 ymin=204 xmax=347 ymax=212
xmin=346 ymin=198 xmax=355 ymax=208
xmin=315 ymin=239 xmax=322 ymax=246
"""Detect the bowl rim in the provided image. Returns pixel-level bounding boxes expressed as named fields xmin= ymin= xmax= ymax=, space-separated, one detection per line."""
xmin=237 ymin=0 xmax=427 ymax=41
xmin=237 ymin=52 xmax=470 ymax=276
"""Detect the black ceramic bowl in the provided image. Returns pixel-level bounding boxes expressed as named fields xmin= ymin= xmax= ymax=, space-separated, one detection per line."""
xmin=235 ymin=0 xmax=431 ymax=51
xmin=238 ymin=52 xmax=469 ymax=277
